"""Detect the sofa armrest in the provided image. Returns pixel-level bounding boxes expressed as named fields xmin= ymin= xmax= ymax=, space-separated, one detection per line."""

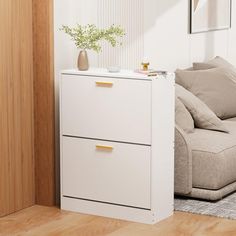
xmin=174 ymin=125 xmax=192 ymax=195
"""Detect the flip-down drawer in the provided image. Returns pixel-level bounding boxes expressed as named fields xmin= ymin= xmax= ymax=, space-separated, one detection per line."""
xmin=62 ymin=136 xmax=151 ymax=209
xmin=60 ymin=75 xmax=151 ymax=145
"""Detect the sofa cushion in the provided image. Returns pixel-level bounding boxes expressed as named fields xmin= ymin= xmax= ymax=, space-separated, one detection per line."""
xmin=175 ymin=84 xmax=228 ymax=133
xmin=175 ymin=98 xmax=194 ymax=133
xmin=193 ymin=56 xmax=235 ymax=70
xmin=188 ymin=121 xmax=236 ymax=190
xmin=226 ymin=117 xmax=236 ymax=122
xmin=175 ymin=67 xmax=236 ymax=119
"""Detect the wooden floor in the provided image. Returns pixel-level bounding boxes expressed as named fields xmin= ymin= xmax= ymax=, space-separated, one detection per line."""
xmin=0 ymin=206 xmax=236 ymax=236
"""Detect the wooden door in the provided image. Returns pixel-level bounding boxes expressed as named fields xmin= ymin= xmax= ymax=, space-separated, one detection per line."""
xmin=0 ymin=0 xmax=35 ymax=216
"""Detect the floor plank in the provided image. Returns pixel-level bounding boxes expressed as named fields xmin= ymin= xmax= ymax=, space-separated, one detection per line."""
xmin=0 ymin=205 xmax=236 ymax=236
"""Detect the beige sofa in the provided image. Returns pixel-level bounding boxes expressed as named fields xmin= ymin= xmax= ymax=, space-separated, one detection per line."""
xmin=174 ymin=57 xmax=236 ymax=201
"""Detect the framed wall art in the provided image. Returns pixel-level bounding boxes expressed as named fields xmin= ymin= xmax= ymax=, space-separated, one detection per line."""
xmin=190 ymin=0 xmax=232 ymax=34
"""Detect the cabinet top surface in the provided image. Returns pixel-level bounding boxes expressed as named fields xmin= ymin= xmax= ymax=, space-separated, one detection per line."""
xmin=61 ymin=68 xmax=175 ymax=81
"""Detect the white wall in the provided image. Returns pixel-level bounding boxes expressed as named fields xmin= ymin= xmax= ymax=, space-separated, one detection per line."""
xmin=144 ymin=0 xmax=236 ymax=71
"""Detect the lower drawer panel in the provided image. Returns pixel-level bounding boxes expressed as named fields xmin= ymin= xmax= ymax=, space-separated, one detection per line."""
xmin=62 ymin=137 xmax=151 ymax=209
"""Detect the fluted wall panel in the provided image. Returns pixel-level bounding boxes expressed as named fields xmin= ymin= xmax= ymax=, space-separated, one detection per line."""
xmin=97 ymin=0 xmax=144 ymax=69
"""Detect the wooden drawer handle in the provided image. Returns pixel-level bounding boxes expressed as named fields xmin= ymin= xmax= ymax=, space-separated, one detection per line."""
xmin=96 ymin=145 xmax=113 ymax=151
xmin=96 ymin=81 xmax=113 ymax=87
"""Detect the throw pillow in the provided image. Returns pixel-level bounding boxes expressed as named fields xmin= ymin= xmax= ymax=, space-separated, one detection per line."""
xmin=175 ymin=97 xmax=195 ymax=133
xmin=175 ymin=67 xmax=236 ymax=119
xmin=175 ymin=84 xmax=228 ymax=133
xmin=193 ymin=56 xmax=235 ymax=70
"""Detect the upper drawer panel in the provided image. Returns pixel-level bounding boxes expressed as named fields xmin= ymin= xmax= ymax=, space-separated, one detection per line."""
xmin=60 ymin=75 xmax=151 ymax=145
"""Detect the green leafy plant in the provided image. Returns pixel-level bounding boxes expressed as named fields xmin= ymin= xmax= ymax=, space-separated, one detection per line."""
xmin=60 ymin=24 xmax=125 ymax=53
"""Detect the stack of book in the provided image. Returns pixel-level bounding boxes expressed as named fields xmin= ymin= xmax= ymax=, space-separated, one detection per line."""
xmin=134 ymin=69 xmax=167 ymax=77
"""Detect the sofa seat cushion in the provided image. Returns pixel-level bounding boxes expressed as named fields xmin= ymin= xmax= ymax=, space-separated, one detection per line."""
xmin=188 ymin=121 xmax=236 ymax=190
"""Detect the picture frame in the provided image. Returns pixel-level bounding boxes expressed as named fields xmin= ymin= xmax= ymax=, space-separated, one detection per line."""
xmin=190 ymin=0 xmax=232 ymax=34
